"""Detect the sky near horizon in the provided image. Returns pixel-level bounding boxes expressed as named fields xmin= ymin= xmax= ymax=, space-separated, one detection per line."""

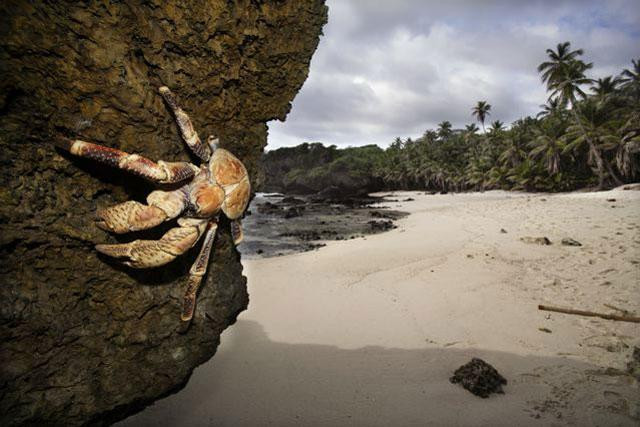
xmin=266 ymin=0 xmax=639 ymax=150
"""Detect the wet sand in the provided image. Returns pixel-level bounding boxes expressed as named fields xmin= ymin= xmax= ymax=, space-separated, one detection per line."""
xmin=119 ymin=188 xmax=640 ymax=426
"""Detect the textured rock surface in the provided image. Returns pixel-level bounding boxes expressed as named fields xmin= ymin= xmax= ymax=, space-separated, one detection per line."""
xmin=0 ymin=1 xmax=327 ymax=425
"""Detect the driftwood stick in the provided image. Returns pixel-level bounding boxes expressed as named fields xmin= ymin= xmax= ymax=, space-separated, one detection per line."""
xmin=538 ymin=304 xmax=640 ymax=323
xmin=603 ymin=303 xmax=630 ymax=315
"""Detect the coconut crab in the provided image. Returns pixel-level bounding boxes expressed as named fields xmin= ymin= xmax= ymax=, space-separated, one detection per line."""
xmin=55 ymin=86 xmax=250 ymax=322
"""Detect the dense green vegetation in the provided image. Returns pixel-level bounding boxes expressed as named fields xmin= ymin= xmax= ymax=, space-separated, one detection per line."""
xmin=262 ymin=143 xmax=385 ymax=195
xmin=265 ymin=44 xmax=639 ymax=195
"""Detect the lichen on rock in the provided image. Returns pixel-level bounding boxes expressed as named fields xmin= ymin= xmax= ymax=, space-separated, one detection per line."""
xmin=0 ymin=1 xmax=327 ymax=425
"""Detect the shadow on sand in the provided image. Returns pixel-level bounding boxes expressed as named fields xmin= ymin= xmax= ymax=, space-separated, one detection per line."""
xmin=118 ymin=320 xmax=638 ymax=426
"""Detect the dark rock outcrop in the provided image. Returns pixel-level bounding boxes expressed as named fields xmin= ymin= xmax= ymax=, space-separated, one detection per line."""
xmin=0 ymin=1 xmax=327 ymax=425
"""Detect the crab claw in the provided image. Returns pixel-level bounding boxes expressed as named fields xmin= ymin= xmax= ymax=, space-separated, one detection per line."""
xmin=95 ymin=201 xmax=168 ymax=234
xmin=95 ymin=219 xmax=206 ymax=268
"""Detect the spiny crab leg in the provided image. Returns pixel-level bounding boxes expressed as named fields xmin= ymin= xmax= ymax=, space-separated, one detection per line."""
xmin=95 ymin=218 xmax=208 ymax=268
xmin=96 ymin=188 xmax=189 ymax=234
xmin=181 ymin=220 xmax=219 ymax=322
xmin=55 ymin=137 xmax=197 ymax=184
xmin=159 ymin=86 xmax=211 ymax=162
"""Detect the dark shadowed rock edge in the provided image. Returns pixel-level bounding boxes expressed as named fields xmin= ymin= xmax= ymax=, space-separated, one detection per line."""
xmin=0 ymin=1 xmax=327 ymax=425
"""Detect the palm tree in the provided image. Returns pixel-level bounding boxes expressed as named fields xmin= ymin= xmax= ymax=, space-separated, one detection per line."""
xmin=537 ymin=42 xmax=586 ymax=92
xmin=489 ymin=120 xmax=504 ymax=133
xmin=620 ymin=58 xmax=640 ymax=100
xmin=422 ymin=129 xmax=438 ymax=143
xmin=562 ymin=98 xmax=623 ymax=186
xmin=537 ymin=97 xmax=563 ymax=118
xmin=536 ymin=42 xmax=620 ymax=188
xmin=620 ymin=59 xmax=640 ymax=86
xmin=530 ymin=117 xmax=566 ymax=175
xmin=590 ymin=76 xmax=622 ymax=97
xmin=437 ymin=121 xmax=453 ymax=139
xmin=465 ymin=123 xmax=479 ymax=134
xmin=607 ymin=111 xmax=640 ymax=179
xmin=546 ymin=59 xmax=593 ymax=103
xmin=472 ymin=101 xmax=491 ymax=132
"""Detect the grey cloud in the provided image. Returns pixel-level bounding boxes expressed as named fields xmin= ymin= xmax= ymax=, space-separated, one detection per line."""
xmin=268 ymin=0 xmax=640 ymax=149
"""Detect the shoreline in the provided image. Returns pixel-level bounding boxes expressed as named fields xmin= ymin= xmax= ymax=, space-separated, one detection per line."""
xmin=119 ymin=188 xmax=640 ymax=426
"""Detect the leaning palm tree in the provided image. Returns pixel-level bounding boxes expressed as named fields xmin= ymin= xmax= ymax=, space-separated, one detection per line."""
xmin=472 ymin=101 xmax=491 ymax=132
xmin=608 ymin=111 xmax=640 ymax=179
xmin=562 ymin=98 xmax=623 ymax=187
xmin=536 ymin=42 xmax=620 ymax=188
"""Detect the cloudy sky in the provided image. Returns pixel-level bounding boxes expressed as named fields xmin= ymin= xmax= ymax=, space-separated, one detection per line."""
xmin=267 ymin=0 xmax=639 ymax=149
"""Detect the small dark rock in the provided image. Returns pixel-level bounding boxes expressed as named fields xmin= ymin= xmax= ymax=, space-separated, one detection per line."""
xmin=561 ymin=238 xmax=582 ymax=247
xmin=402 ymin=197 xmax=415 ymax=202
xmin=450 ymin=358 xmax=507 ymax=398
xmin=284 ymin=207 xmax=304 ymax=218
xmin=606 ymin=198 xmax=616 ymax=202
xmin=257 ymin=202 xmax=281 ymax=214
xmin=500 ymin=228 xmax=507 ymax=234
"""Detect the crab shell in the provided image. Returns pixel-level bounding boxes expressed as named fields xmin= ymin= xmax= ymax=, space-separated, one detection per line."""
xmin=191 ymin=148 xmax=251 ymax=219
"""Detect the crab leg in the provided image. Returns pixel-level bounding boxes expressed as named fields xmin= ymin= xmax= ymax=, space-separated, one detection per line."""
xmin=181 ymin=220 xmax=218 ymax=322
xmin=95 ymin=218 xmax=208 ymax=268
xmin=159 ymin=86 xmax=212 ymax=162
xmin=55 ymin=137 xmax=196 ymax=184
xmin=96 ymin=187 xmax=190 ymax=234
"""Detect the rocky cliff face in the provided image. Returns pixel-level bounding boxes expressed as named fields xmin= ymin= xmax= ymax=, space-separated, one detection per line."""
xmin=0 ymin=1 xmax=327 ymax=424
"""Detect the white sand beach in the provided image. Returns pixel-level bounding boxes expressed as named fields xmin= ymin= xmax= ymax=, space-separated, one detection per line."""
xmin=119 ymin=189 xmax=640 ymax=426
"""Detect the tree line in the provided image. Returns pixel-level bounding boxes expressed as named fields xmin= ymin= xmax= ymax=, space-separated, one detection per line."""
xmin=379 ymin=43 xmax=639 ymax=192
xmin=264 ymin=43 xmax=638 ymax=195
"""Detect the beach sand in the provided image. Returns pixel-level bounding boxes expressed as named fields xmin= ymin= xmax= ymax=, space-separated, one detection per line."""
xmin=119 ymin=189 xmax=640 ymax=426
